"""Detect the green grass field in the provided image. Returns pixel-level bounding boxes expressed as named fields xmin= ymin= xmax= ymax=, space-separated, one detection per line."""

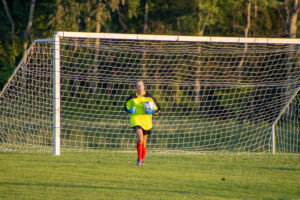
xmin=0 ymin=151 xmax=299 ymax=200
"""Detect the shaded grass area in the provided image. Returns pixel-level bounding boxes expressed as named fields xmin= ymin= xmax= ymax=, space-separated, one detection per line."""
xmin=0 ymin=117 xmax=274 ymax=152
xmin=0 ymin=151 xmax=299 ymax=200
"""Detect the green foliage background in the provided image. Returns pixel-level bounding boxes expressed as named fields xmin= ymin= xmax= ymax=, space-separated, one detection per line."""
xmin=0 ymin=0 xmax=299 ymax=89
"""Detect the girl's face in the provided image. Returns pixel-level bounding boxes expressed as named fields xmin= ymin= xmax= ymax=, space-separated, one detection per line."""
xmin=136 ymin=81 xmax=145 ymax=93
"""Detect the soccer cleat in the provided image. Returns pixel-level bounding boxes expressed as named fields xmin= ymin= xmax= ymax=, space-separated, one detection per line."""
xmin=136 ymin=158 xmax=142 ymax=166
xmin=141 ymin=160 xmax=145 ymax=166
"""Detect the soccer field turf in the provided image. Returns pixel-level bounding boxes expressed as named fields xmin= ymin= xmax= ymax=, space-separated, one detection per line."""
xmin=0 ymin=151 xmax=299 ymax=200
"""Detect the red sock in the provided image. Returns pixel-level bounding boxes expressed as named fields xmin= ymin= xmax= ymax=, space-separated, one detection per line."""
xmin=137 ymin=142 xmax=142 ymax=159
xmin=142 ymin=147 xmax=146 ymax=161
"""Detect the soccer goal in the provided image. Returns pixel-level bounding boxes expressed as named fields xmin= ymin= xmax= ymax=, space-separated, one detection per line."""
xmin=0 ymin=32 xmax=299 ymax=155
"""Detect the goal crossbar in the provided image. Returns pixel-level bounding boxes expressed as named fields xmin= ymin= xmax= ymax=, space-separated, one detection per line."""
xmin=35 ymin=31 xmax=300 ymax=44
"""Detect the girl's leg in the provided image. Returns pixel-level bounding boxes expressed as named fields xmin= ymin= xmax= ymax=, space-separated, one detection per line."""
xmin=136 ymin=128 xmax=144 ymax=143
xmin=142 ymin=135 xmax=148 ymax=148
xmin=141 ymin=135 xmax=148 ymax=163
xmin=136 ymin=128 xmax=143 ymax=165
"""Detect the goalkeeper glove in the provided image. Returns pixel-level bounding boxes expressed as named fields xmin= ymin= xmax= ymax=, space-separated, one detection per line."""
xmin=145 ymin=108 xmax=155 ymax=114
xmin=128 ymin=107 xmax=136 ymax=114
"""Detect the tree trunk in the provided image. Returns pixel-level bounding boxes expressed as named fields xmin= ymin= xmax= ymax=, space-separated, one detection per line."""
xmin=254 ymin=0 xmax=257 ymax=18
xmin=1 ymin=0 xmax=15 ymax=47
xmin=95 ymin=5 xmax=102 ymax=39
xmin=56 ymin=0 xmax=64 ymax=27
xmin=195 ymin=2 xmax=211 ymax=109
xmin=285 ymin=0 xmax=299 ymax=117
xmin=140 ymin=0 xmax=149 ymax=79
xmin=245 ymin=0 xmax=251 ymax=38
xmin=285 ymin=0 xmax=291 ymax=36
xmin=23 ymin=0 xmax=37 ymax=52
xmin=289 ymin=0 xmax=299 ymax=38
xmin=237 ymin=0 xmax=251 ymax=82
xmin=91 ymin=3 xmax=103 ymax=93
xmin=143 ymin=0 xmax=149 ymax=33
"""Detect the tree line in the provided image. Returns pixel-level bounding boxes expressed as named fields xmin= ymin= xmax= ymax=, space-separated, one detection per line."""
xmin=0 ymin=0 xmax=299 ymax=89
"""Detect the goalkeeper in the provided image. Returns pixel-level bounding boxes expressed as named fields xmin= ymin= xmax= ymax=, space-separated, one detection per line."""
xmin=125 ymin=80 xmax=160 ymax=166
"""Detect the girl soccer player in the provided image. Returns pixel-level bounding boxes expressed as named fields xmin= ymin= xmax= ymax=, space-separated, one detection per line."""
xmin=125 ymin=80 xmax=160 ymax=166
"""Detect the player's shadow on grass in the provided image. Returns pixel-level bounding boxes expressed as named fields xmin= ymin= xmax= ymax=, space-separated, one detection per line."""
xmin=258 ymin=167 xmax=299 ymax=171
xmin=0 ymin=181 xmax=189 ymax=194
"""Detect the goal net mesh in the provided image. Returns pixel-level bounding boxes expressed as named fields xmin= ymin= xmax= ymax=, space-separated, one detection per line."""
xmin=0 ymin=35 xmax=299 ymax=153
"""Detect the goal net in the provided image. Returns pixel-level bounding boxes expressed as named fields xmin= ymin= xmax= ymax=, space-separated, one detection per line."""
xmin=0 ymin=32 xmax=299 ymax=154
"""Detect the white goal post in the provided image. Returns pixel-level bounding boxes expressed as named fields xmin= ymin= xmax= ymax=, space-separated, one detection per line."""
xmin=0 ymin=32 xmax=299 ymax=155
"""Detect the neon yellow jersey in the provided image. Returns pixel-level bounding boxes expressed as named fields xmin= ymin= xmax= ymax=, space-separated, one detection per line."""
xmin=125 ymin=92 xmax=160 ymax=130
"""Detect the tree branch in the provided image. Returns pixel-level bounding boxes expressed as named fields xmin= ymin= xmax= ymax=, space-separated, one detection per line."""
xmin=1 ymin=0 xmax=14 ymax=35
xmin=117 ymin=9 xmax=128 ymax=31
